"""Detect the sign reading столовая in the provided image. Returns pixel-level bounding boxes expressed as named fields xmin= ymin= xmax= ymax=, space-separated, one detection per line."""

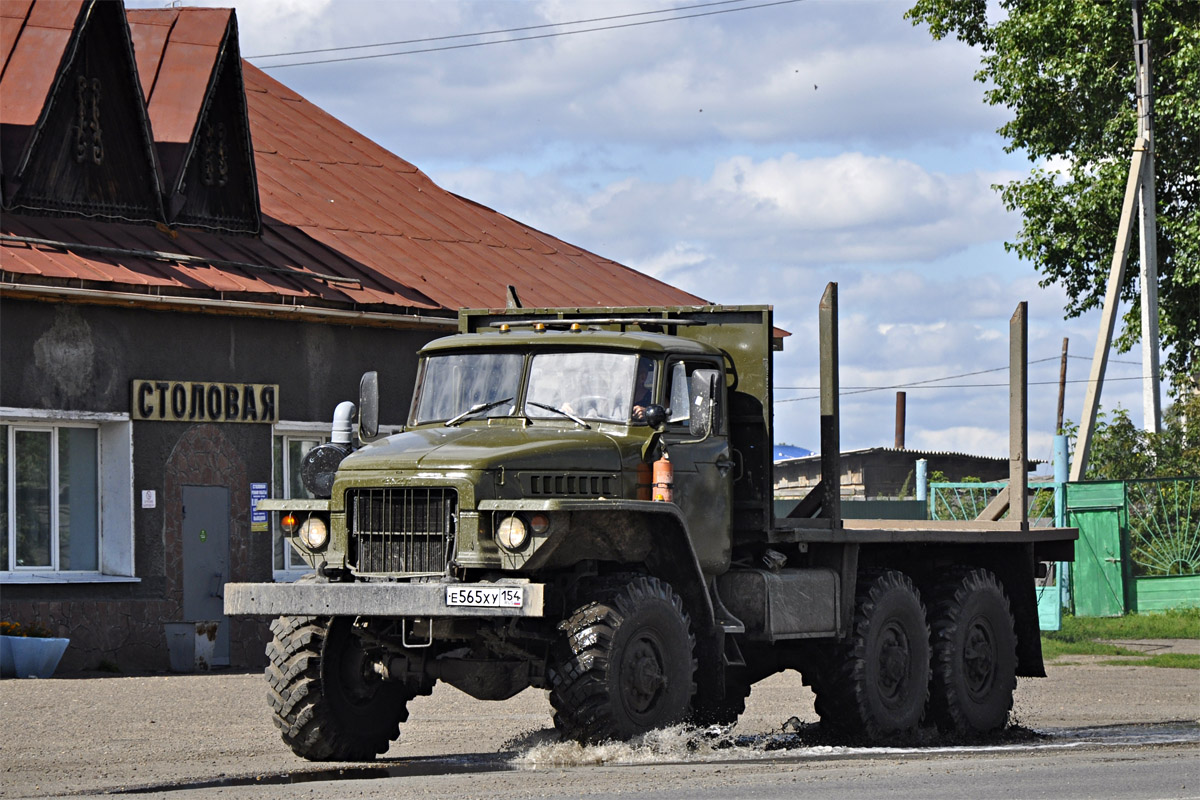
xmin=131 ymin=380 xmax=279 ymax=423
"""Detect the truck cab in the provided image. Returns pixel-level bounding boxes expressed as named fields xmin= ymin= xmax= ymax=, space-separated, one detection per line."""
xmin=301 ymin=324 xmax=737 ymax=583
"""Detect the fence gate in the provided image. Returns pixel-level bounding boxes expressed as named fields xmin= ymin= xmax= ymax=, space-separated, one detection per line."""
xmin=1066 ymin=482 xmax=1130 ymax=617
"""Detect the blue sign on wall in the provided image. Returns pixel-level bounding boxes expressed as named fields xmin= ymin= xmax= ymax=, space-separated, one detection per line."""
xmin=250 ymin=482 xmax=268 ymax=532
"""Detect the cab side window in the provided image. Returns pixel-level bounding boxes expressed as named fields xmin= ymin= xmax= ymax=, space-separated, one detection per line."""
xmin=666 ymin=360 xmax=722 ymax=435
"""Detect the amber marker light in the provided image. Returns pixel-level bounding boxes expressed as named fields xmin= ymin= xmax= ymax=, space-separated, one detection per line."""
xmin=534 ymin=323 xmax=546 ymax=332
xmin=281 ymin=513 xmax=298 ymax=534
xmin=529 ymin=513 xmax=550 ymax=534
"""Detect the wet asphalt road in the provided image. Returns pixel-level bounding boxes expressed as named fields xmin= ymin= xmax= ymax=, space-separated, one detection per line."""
xmin=2 ymin=653 xmax=1197 ymax=799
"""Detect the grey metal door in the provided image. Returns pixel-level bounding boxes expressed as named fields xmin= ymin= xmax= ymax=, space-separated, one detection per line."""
xmin=182 ymin=485 xmax=230 ymax=665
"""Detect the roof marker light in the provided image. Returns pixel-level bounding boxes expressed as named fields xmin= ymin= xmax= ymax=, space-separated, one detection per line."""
xmin=570 ymin=323 xmax=582 ymax=332
xmin=534 ymin=323 xmax=546 ymax=332
xmin=499 ymin=323 xmax=511 ymax=333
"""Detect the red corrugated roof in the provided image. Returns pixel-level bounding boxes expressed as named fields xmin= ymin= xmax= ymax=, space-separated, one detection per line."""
xmin=0 ymin=1 xmax=82 ymax=130
xmin=1 ymin=2 xmax=707 ymax=320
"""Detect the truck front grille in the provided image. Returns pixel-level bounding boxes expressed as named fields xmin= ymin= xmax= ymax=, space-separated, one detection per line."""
xmin=346 ymin=487 xmax=457 ymax=574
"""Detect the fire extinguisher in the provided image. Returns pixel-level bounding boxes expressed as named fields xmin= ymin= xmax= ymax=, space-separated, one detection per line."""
xmin=652 ymin=448 xmax=673 ymax=503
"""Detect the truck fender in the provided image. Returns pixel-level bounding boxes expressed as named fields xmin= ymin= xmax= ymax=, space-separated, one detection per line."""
xmin=481 ymin=498 xmax=716 ymax=632
xmin=481 ymin=499 xmax=723 ymax=697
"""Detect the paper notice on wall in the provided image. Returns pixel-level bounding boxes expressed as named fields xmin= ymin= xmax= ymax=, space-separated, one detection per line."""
xmin=251 ymin=483 xmax=268 ymax=532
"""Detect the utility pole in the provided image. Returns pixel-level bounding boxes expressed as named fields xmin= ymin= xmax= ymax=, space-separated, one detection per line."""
xmin=1069 ymin=2 xmax=1162 ymax=480
xmin=1056 ymin=337 xmax=1068 ymax=435
xmin=1133 ymin=0 xmax=1162 ymax=433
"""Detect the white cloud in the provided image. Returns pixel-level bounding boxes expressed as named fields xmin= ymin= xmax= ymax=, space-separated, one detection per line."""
xmin=236 ymin=0 xmax=1007 ymax=161
xmin=440 ymin=151 xmax=1018 ymax=289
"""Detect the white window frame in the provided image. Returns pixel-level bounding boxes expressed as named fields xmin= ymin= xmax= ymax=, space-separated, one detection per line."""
xmin=271 ymin=421 xmax=328 ymax=582
xmin=1 ymin=408 xmax=137 ymax=584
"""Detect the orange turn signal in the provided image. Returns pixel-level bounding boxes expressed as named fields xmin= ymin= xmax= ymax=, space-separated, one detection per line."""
xmin=281 ymin=513 xmax=298 ymax=533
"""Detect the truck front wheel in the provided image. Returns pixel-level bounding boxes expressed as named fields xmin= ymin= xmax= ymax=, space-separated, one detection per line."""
xmin=927 ymin=568 xmax=1017 ymax=737
xmin=266 ymin=615 xmax=414 ymax=761
xmin=813 ymin=570 xmax=930 ymax=741
xmin=549 ymin=576 xmax=697 ymax=743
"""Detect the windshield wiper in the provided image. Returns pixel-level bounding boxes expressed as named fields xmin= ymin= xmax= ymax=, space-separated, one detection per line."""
xmin=444 ymin=397 xmax=514 ymax=427
xmin=528 ymin=401 xmax=591 ymax=429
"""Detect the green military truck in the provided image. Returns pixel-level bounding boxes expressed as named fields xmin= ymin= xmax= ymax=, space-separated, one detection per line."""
xmin=226 ymin=283 xmax=1075 ymax=761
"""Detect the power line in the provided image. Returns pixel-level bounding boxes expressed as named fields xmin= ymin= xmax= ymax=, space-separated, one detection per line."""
xmin=1067 ymin=354 xmax=1143 ymax=367
xmin=776 ymin=375 xmax=1144 ymax=404
xmin=248 ymin=0 xmax=752 ymax=58
xmin=776 ymin=352 xmax=1153 ymax=395
xmin=253 ymin=0 xmax=806 ymax=69
xmin=775 ymin=356 xmax=1062 ymax=392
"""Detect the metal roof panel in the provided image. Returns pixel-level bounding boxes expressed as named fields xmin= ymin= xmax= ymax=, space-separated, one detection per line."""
xmin=25 ymin=0 xmax=81 ymax=29
xmin=145 ymin=40 xmax=217 ymax=144
xmin=0 ymin=1 xmax=33 ymax=20
xmin=127 ymin=15 xmax=170 ymax=98
xmin=0 ymin=25 xmax=71 ymax=127
xmin=170 ymin=7 xmax=230 ymax=47
xmin=0 ymin=12 xmax=25 ymax=70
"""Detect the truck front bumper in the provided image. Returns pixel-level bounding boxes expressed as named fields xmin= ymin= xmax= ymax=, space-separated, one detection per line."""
xmin=224 ymin=581 xmax=546 ymax=618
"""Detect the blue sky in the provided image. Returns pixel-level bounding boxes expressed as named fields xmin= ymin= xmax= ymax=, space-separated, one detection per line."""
xmin=140 ymin=0 xmax=1168 ymax=465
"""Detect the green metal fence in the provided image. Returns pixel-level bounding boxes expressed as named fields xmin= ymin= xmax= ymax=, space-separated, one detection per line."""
xmin=1124 ymin=478 xmax=1200 ymax=577
xmin=928 ymin=481 xmax=1057 ymax=527
xmin=931 ymin=478 xmax=1200 ymax=615
xmin=929 ymin=480 xmax=1064 ymax=629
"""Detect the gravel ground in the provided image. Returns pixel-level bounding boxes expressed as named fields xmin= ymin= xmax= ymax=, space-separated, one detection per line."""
xmin=1 ymin=646 xmax=1197 ymax=798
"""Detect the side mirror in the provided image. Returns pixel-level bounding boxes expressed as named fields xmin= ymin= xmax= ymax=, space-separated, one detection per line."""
xmin=688 ymin=372 xmax=717 ymax=439
xmin=644 ymin=404 xmax=668 ymax=430
xmin=358 ymin=371 xmax=379 ymax=440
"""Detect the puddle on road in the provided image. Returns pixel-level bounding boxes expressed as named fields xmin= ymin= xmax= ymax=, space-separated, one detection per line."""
xmin=114 ymin=720 xmax=1200 ymax=794
xmin=508 ymin=719 xmax=1200 ymax=769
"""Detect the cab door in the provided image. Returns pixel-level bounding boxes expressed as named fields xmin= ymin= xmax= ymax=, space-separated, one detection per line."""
xmin=662 ymin=358 xmax=733 ymax=573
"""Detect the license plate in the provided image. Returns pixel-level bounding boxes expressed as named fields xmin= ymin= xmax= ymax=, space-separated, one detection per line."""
xmin=445 ymin=585 xmax=524 ymax=608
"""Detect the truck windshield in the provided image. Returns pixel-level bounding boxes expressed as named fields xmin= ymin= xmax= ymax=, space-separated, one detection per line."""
xmin=411 ymin=350 xmax=647 ymax=426
xmin=525 ymin=352 xmax=638 ymax=424
xmin=411 ymin=352 xmax=522 ymax=424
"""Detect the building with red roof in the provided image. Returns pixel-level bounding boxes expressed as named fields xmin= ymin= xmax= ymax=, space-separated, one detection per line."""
xmin=0 ymin=0 xmax=708 ymax=672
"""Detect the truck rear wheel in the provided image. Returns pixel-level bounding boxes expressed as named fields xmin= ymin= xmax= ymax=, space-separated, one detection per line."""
xmin=927 ymin=568 xmax=1017 ymax=737
xmin=266 ymin=615 xmax=413 ymax=761
xmin=549 ymin=576 xmax=697 ymax=743
xmin=813 ymin=570 xmax=930 ymax=741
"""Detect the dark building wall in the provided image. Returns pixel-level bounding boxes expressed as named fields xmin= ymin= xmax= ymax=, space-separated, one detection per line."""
xmin=0 ymin=298 xmax=439 ymax=420
xmin=0 ymin=296 xmax=444 ymax=672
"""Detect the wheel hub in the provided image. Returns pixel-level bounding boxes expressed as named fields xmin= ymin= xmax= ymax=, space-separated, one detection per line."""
xmin=622 ymin=637 xmax=667 ymax=713
xmin=878 ymin=622 xmax=911 ymax=703
xmin=963 ymin=619 xmax=996 ymax=697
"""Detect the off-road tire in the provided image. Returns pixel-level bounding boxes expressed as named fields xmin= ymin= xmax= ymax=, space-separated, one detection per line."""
xmin=266 ymin=615 xmax=413 ymax=761
xmin=549 ymin=576 xmax=697 ymax=743
xmin=927 ymin=568 xmax=1017 ymax=737
xmin=813 ymin=570 xmax=930 ymax=741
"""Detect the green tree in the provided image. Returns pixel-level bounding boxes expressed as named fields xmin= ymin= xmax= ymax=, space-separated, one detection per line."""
xmin=1066 ymin=392 xmax=1200 ymax=479
xmin=906 ymin=1 xmax=1200 ymax=387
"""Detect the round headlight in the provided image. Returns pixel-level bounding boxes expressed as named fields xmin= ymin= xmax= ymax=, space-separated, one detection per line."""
xmin=298 ymin=517 xmax=329 ymax=550
xmin=496 ymin=515 xmax=528 ymax=551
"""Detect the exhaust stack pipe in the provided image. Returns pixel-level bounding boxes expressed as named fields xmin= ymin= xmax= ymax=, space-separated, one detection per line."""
xmin=331 ymin=400 xmax=357 ymax=444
